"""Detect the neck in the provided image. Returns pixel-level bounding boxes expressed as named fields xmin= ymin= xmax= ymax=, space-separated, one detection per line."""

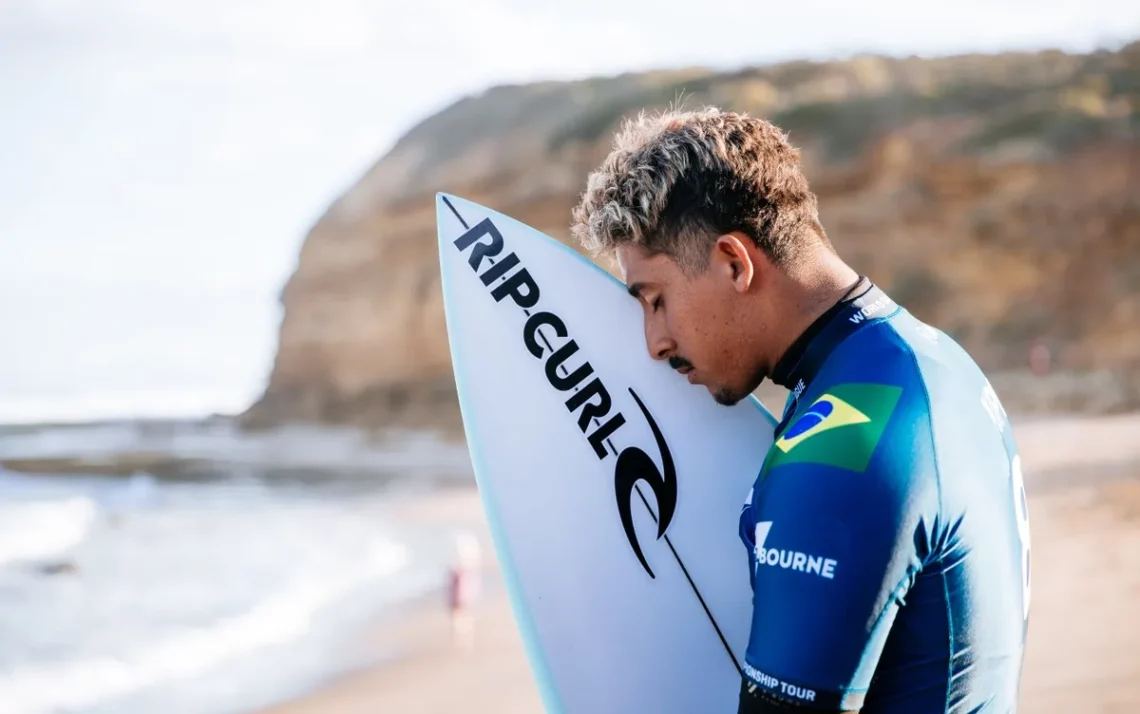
xmin=763 ymin=250 xmax=860 ymax=377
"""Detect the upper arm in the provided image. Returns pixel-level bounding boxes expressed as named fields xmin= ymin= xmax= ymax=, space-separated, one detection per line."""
xmin=740 ymin=383 xmax=934 ymax=710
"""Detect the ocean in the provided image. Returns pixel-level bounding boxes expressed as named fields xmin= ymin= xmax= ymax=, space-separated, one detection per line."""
xmin=0 ymin=419 xmax=473 ymax=714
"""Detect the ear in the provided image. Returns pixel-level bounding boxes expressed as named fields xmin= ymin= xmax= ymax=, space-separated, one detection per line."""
xmin=712 ymin=232 xmax=755 ymax=293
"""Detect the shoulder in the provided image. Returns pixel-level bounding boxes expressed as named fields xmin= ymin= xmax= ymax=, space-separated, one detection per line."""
xmin=758 ymin=317 xmax=942 ymax=522
xmin=773 ymin=321 xmax=933 ymax=475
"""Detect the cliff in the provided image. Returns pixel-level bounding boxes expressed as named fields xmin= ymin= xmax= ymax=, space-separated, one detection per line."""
xmin=241 ymin=42 xmax=1140 ymax=430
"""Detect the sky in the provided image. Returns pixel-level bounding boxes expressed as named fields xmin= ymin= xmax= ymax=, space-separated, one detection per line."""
xmin=1 ymin=0 xmax=1137 ymax=424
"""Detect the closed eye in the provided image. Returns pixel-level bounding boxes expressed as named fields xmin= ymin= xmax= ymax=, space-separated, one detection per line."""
xmin=651 ymin=296 xmax=663 ymax=312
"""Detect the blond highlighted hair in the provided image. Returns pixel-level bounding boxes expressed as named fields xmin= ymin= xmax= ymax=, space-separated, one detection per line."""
xmin=570 ymin=106 xmax=828 ymax=274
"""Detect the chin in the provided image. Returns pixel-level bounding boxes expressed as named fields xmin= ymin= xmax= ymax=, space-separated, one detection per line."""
xmin=710 ymin=369 xmax=767 ymax=407
xmin=711 ymin=385 xmax=743 ymax=407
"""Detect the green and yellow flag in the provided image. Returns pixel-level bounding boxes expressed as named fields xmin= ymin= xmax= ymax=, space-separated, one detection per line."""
xmin=766 ymin=383 xmax=903 ymax=474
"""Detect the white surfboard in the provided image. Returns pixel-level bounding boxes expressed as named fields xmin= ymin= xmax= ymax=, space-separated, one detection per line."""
xmin=435 ymin=193 xmax=778 ymax=714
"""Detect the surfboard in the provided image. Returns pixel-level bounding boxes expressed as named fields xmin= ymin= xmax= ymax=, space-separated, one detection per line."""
xmin=435 ymin=193 xmax=778 ymax=714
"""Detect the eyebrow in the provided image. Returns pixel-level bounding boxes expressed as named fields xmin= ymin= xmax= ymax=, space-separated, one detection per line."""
xmin=627 ymin=282 xmax=644 ymax=299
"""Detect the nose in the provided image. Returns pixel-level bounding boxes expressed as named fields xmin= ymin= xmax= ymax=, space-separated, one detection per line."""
xmin=644 ymin=314 xmax=675 ymax=362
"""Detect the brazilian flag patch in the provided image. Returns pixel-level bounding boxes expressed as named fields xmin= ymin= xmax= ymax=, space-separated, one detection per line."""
xmin=767 ymin=383 xmax=903 ymax=474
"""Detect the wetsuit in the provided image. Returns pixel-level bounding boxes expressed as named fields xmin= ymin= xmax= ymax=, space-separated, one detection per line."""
xmin=737 ymin=278 xmax=1031 ymax=713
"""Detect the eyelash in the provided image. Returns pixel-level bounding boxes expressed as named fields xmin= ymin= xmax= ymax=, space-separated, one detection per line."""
xmin=651 ymin=296 xmax=662 ymax=312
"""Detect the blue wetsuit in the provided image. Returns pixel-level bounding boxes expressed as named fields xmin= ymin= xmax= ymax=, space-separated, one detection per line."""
xmin=737 ymin=278 xmax=1031 ymax=713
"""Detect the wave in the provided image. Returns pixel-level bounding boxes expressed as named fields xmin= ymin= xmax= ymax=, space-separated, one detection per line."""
xmin=0 ymin=535 xmax=409 ymax=714
xmin=0 ymin=496 xmax=97 ymax=567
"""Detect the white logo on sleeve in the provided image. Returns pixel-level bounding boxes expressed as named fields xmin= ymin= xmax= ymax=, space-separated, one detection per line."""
xmin=915 ymin=323 xmax=940 ymax=343
xmin=743 ymin=663 xmax=818 ymax=703
xmin=753 ymin=521 xmax=838 ymax=580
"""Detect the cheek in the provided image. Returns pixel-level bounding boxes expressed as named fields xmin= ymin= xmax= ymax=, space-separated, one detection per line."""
xmin=673 ymin=303 xmax=721 ymax=359
xmin=681 ymin=296 xmax=739 ymax=372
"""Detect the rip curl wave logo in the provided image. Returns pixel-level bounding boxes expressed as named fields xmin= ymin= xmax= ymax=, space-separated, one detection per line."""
xmin=613 ymin=389 xmax=676 ymax=579
xmin=775 ymin=394 xmax=871 ymax=453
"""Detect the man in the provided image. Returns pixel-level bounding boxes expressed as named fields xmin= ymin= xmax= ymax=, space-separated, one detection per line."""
xmin=570 ymin=107 xmax=1031 ymax=713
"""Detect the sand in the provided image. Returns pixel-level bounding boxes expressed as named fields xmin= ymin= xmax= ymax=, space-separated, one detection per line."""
xmin=254 ymin=486 xmax=545 ymax=714
xmin=256 ymin=414 xmax=1140 ymax=714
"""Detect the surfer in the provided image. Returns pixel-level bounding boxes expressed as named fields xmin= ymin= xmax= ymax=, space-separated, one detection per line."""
xmin=570 ymin=107 xmax=1030 ymax=713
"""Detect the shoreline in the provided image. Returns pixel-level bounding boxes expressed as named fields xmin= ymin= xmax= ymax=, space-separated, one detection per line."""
xmin=250 ymin=487 xmax=545 ymax=714
xmin=6 ymin=408 xmax=1131 ymax=487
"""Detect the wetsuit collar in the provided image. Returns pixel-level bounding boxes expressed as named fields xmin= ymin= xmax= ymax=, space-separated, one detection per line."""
xmin=770 ymin=276 xmax=896 ymax=395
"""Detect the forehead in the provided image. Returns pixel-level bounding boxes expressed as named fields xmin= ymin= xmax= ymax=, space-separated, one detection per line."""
xmin=615 ymin=244 xmax=672 ymax=286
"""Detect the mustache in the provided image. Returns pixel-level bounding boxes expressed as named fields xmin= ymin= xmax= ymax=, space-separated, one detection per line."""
xmin=668 ymin=355 xmax=693 ymax=371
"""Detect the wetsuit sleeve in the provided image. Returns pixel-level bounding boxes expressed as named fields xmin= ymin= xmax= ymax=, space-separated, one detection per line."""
xmin=738 ymin=386 xmax=933 ymax=711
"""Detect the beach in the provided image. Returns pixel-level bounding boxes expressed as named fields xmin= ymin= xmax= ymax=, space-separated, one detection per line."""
xmin=253 ymin=486 xmax=546 ymax=714
xmin=255 ymin=413 xmax=1140 ymax=714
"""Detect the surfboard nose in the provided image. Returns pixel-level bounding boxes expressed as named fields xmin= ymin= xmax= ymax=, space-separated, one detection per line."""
xmin=436 ymin=193 xmax=459 ymax=246
xmin=437 ymin=191 xmax=465 ymax=211
xmin=435 ymin=192 xmax=452 ymax=225
xmin=436 ymin=192 xmax=475 ymax=240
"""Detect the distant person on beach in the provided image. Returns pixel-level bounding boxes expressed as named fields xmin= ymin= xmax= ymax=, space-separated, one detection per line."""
xmin=447 ymin=530 xmax=482 ymax=652
xmin=1030 ymin=339 xmax=1052 ymax=376
xmin=571 ymin=107 xmax=1031 ymax=713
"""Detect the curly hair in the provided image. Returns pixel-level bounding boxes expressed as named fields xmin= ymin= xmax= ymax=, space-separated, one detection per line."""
xmin=570 ymin=106 xmax=828 ymax=274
